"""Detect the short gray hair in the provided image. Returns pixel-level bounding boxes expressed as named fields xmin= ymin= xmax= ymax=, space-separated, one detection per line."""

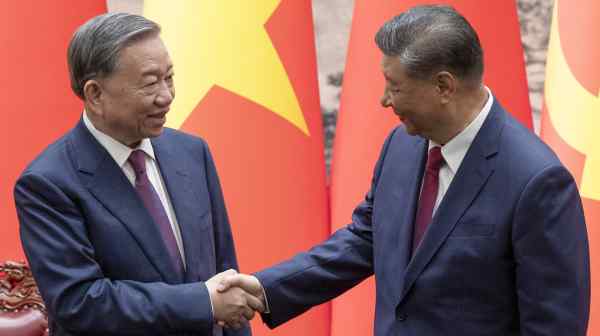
xmin=375 ymin=5 xmax=483 ymax=85
xmin=67 ymin=12 xmax=161 ymax=99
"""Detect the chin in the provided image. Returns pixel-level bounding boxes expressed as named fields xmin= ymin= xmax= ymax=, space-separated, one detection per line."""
xmin=404 ymin=125 xmax=417 ymax=136
xmin=146 ymin=127 xmax=164 ymax=138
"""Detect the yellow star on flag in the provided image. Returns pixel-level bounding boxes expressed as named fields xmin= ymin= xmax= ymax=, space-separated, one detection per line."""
xmin=144 ymin=0 xmax=309 ymax=135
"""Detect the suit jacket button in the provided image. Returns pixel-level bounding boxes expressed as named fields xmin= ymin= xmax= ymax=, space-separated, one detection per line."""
xmin=397 ymin=313 xmax=408 ymax=321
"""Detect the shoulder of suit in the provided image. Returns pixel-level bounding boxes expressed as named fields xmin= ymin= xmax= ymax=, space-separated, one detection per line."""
xmin=157 ymin=128 xmax=215 ymax=167
xmin=498 ymin=113 xmax=565 ymax=175
xmin=160 ymin=127 xmax=208 ymax=149
xmin=20 ymin=129 xmax=74 ymax=176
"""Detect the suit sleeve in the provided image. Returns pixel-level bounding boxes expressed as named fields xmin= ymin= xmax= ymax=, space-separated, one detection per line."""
xmin=202 ymin=141 xmax=251 ymax=336
xmin=512 ymin=165 xmax=590 ymax=335
xmin=254 ymin=128 xmax=398 ymax=328
xmin=16 ymin=172 xmax=214 ymax=335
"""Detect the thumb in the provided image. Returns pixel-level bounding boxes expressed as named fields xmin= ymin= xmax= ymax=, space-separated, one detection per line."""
xmin=208 ymin=269 xmax=237 ymax=289
xmin=217 ymin=274 xmax=244 ymax=292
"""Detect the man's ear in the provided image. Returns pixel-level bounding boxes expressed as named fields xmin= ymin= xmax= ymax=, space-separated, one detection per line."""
xmin=83 ymin=80 xmax=104 ymax=115
xmin=434 ymin=71 xmax=456 ymax=104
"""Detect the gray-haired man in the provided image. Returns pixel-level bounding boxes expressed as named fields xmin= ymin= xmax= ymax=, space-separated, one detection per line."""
xmin=220 ymin=5 xmax=590 ymax=335
xmin=16 ymin=13 xmax=260 ymax=335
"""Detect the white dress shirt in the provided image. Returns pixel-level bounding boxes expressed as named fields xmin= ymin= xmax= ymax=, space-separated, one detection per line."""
xmin=83 ymin=112 xmax=186 ymax=267
xmin=428 ymin=86 xmax=493 ymax=215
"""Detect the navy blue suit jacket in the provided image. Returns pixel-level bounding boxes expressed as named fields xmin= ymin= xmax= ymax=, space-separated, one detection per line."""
xmin=256 ymin=100 xmax=590 ymax=335
xmin=15 ymin=120 xmax=250 ymax=336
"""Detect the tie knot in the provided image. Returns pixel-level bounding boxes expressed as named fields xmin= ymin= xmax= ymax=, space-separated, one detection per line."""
xmin=426 ymin=146 xmax=444 ymax=173
xmin=128 ymin=150 xmax=146 ymax=177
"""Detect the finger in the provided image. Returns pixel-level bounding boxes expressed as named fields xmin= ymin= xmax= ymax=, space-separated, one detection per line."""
xmin=217 ymin=275 xmax=234 ymax=292
xmin=241 ymin=305 xmax=255 ymax=321
xmin=244 ymin=292 xmax=265 ymax=313
xmin=226 ymin=321 xmax=240 ymax=330
xmin=224 ymin=321 xmax=240 ymax=330
xmin=219 ymin=320 xmax=235 ymax=329
xmin=208 ymin=269 xmax=238 ymax=290
xmin=228 ymin=316 xmax=246 ymax=330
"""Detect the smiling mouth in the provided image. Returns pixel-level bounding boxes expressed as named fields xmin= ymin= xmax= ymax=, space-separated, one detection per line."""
xmin=149 ymin=111 xmax=168 ymax=119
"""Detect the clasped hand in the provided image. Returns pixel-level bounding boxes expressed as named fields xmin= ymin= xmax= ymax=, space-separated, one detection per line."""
xmin=206 ymin=269 xmax=265 ymax=329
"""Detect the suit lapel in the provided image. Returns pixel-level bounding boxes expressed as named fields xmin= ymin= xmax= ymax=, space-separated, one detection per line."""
xmin=399 ymin=138 xmax=428 ymax=263
xmin=152 ymin=135 xmax=207 ymax=283
xmin=371 ymin=133 xmax=427 ymax=299
xmin=391 ymin=138 xmax=427 ymax=276
xmin=398 ymin=101 xmax=506 ymax=304
xmin=71 ymin=121 xmax=181 ymax=284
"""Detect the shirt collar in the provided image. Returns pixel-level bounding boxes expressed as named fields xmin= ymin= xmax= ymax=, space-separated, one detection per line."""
xmin=429 ymin=86 xmax=493 ymax=174
xmin=83 ymin=111 xmax=156 ymax=168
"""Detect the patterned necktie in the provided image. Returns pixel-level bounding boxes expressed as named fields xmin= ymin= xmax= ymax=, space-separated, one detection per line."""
xmin=128 ymin=150 xmax=184 ymax=276
xmin=413 ymin=146 xmax=444 ymax=252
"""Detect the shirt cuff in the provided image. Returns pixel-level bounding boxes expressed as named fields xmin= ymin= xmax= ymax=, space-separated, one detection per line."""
xmin=261 ymin=283 xmax=271 ymax=314
xmin=205 ymin=283 xmax=215 ymax=323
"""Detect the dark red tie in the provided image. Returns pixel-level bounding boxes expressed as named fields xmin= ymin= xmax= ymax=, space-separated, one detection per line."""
xmin=128 ymin=150 xmax=184 ymax=276
xmin=413 ymin=146 xmax=444 ymax=252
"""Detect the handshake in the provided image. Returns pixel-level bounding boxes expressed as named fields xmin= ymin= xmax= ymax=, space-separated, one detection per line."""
xmin=206 ymin=269 xmax=266 ymax=329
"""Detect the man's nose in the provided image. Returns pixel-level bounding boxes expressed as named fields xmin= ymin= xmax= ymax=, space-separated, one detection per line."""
xmin=155 ymin=82 xmax=174 ymax=107
xmin=380 ymin=91 xmax=391 ymax=108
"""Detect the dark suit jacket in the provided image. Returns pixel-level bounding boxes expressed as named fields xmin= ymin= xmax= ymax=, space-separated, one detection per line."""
xmin=15 ymin=120 xmax=250 ymax=336
xmin=255 ymin=99 xmax=590 ymax=335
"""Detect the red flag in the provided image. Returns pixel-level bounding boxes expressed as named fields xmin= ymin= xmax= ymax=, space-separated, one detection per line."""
xmin=0 ymin=2 xmax=106 ymax=261
xmin=541 ymin=0 xmax=599 ymax=333
xmin=330 ymin=1 xmax=532 ymax=335
xmin=144 ymin=1 xmax=330 ymax=335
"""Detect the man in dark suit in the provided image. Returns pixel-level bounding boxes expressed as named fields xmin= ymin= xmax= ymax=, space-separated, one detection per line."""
xmin=219 ymin=5 xmax=590 ymax=335
xmin=14 ymin=13 xmax=261 ymax=335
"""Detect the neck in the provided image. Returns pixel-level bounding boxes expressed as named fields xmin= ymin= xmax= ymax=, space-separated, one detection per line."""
xmin=431 ymin=85 xmax=488 ymax=144
xmin=84 ymin=110 xmax=141 ymax=148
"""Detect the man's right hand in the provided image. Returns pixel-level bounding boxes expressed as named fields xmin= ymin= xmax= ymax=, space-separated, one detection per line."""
xmin=205 ymin=270 xmax=265 ymax=329
xmin=216 ymin=273 xmax=267 ymax=328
